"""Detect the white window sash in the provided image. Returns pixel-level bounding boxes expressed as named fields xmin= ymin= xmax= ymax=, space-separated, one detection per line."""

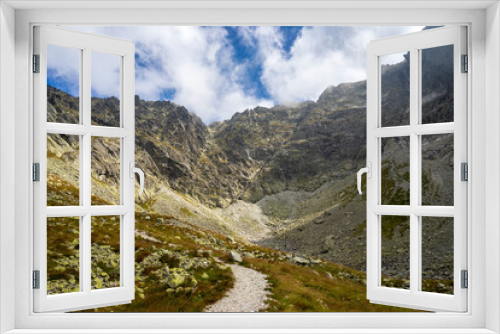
xmin=366 ymin=26 xmax=467 ymax=312
xmin=32 ymin=26 xmax=136 ymax=313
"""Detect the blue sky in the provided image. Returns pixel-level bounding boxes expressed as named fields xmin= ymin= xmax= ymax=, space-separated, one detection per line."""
xmin=49 ymin=26 xmax=422 ymax=123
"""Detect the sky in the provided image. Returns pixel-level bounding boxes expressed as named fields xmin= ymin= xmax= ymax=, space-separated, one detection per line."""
xmin=48 ymin=26 xmax=423 ymax=124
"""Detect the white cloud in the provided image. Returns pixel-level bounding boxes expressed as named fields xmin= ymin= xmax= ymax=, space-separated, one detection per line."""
xmin=91 ymin=51 xmax=121 ymax=98
xmin=242 ymin=26 xmax=422 ymax=104
xmin=55 ymin=25 xmax=423 ymax=123
xmin=61 ymin=26 xmax=272 ymax=124
xmin=47 ymin=44 xmax=81 ymax=96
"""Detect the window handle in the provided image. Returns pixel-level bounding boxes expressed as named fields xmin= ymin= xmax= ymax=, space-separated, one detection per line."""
xmin=129 ymin=162 xmax=145 ymax=195
xmin=357 ymin=162 xmax=371 ymax=195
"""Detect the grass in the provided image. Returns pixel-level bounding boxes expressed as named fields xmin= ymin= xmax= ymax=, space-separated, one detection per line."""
xmin=46 ymin=175 xmax=446 ymax=313
xmin=180 ymin=207 xmax=194 ymax=216
xmin=230 ymin=245 xmax=419 ymax=312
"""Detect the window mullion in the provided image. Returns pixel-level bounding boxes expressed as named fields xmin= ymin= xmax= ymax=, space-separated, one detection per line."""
xmin=82 ymin=47 xmax=92 ymax=295
xmin=409 ymin=47 xmax=420 ymax=294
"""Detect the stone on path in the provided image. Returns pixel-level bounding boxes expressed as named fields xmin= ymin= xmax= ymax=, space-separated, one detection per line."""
xmin=229 ymin=250 xmax=243 ymax=263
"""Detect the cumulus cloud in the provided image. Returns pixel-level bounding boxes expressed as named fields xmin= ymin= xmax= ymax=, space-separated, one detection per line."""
xmin=60 ymin=26 xmax=272 ymax=124
xmin=53 ymin=25 xmax=422 ymax=123
xmin=47 ymin=44 xmax=81 ymax=96
xmin=239 ymin=26 xmax=422 ymax=104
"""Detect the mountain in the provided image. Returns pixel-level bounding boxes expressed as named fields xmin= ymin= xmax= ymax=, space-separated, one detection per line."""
xmin=46 ymin=42 xmax=454 ymax=291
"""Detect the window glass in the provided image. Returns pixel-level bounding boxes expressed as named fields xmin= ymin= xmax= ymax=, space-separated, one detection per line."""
xmin=381 ymin=52 xmax=410 ymax=127
xmin=47 ymin=217 xmax=80 ymax=295
xmin=421 ymin=217 xmax=454 ymax=295
xmin=91 ymin=52 xmax=121 ymax=127
xmin=381 ymin=137 xmax=410 ymax=206
xmin=91 ymin=216 xmax=121 ymax=290
xmin=47 ymin=134 xmax=80 ymax=206
xmin=381 ymin=215 xmax=410 ymax=289
xmin=47 ymin=44 xmax=80 ymax=124
xmin=421 ymin=45 xmax=454 ymax=124
xmin=91 ymin=137 xmax=121 ymax=205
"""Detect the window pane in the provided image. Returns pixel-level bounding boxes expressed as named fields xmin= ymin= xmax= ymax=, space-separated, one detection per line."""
xmin=47 ymin=134 xmax=80 ymax=206
xmin=47 ymin=45 xmax=80 ymax=124
xmin=47 ymin=217 xmax=80 ymax=295
xmin=91 ymin=52 xmax=121 ymax=127
xmin=381 ymin=215 xmax=410 ymax=289
xmin=91 ymin=137 xmax=120 ymax=205
xmin=421 ymin=45 xmax=454 ymax=124
xmin=422 ymin=134 xmax=454 ymax=206
xmin=421 ymin=217 xmax=454 ymax=295
xmin=381 ymin=52 xmax=410 ymax=127
xmin=91 ymin=216 xmax=121 ymax=290
xmin=381 ymin=137 xmax=410 ymax=205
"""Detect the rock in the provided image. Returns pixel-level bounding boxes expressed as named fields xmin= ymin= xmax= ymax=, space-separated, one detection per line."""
xmin=166 ymin=273 xmax=185 ymax=288
xmin=201 ymin=273 xmax=209 ymax=280
xmin=138 ymin=293 xmax=145 ymax=299
xmin=93 ymin=278 xmax=103 ymax=289
xmin=293 ymin=256 xmax=310 ymax=265
xmin=229 ymin=251 xmax=243 ymax=263
xmin=166 ymin=288 xmax=175 ymax=293
xmin=226 ymin=236 xmax=235 ymax=243
xmin=182 ymin=261 xmax=193 ymax=270
xmin=190 ymin=278 xmax=198 ymax=287
xmin=326 ymin=272 xmax=334 ymax=280
xmin=175 ymin=287 xmax=184 ymax=293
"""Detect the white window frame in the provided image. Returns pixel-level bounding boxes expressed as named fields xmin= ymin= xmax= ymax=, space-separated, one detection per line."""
xmin=1 ymin=1 xmax=499 ymax=333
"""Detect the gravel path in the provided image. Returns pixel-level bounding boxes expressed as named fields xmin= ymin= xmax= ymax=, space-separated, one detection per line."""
xmin=205 ymin=264 xmax=270 ymax=312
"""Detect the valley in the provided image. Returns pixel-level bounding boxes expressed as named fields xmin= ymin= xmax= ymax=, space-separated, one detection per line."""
xmin=46 ymin=42 xmax=455 ymax=311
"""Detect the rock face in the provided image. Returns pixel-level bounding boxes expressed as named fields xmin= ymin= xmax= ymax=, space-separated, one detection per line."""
xmin=46 ymin=36 xmax=454 ymax=280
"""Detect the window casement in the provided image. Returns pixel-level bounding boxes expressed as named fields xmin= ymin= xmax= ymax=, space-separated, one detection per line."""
xmin=363 ymin=26 xmax=468 ymax=312
xmin=33 ymin=26 xmax=138 ymax=312
xmin=6 ymin=4 xmax=493 ymax=333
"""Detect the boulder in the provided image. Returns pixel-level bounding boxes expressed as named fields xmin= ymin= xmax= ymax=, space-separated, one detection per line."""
xmin=166 ymin=273 xmax=185 ymax=288
xmin=293 ymin=256 xmax=310 ymax=265
xmin=229 ymin=251 xmax=243 ymax=263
